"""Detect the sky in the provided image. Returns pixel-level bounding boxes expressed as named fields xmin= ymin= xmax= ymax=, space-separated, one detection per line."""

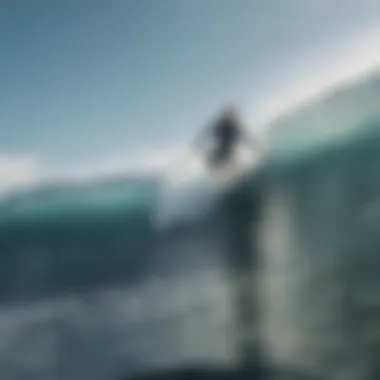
xmin=1 ymin=0 xmax=380 ymax=191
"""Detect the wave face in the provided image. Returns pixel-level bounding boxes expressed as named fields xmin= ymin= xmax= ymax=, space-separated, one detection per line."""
xmin=0 ymin=176 xmax=162 ymax=302
xmin=1 ymin=71 xmax=380 ymax=379
xmin=260 ymin=71 xmax=380 ymax=379
xmin=267 ymin=71 xmax=380 ymax=163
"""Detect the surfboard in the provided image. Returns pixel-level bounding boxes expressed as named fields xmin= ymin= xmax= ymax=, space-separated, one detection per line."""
xmin=211 ymin=147 xmax=266 ymax=190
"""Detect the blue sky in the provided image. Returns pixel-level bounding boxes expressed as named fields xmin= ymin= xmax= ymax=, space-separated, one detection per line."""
xmin=1 ymin=0 xmax=380 ymax=190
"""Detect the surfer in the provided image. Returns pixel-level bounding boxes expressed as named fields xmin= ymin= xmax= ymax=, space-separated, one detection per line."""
xmin=195 ymin=105 xmax=260 ymax=172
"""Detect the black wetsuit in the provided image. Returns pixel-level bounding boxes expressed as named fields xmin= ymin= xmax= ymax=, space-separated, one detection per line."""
xmin=209 ymin=116 xmax=240 ymax=167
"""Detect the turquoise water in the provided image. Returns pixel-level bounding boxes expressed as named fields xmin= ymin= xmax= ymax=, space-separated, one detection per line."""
xmin=267 ymin=71 xmax=380 ymax=166
xmin=0 ymin=176 xmax=161 ymax=307
xmin=0 ymin=176 xmax=159 ymax=230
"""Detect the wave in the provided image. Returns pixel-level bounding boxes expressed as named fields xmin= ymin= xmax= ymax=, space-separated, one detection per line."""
xmin=259 ymin=70 xmax=380 ymax=378
xmin=267 ymin=70 xmax=380 ymax=163
xmin=0 ymin=174 xmax=160 ymax=229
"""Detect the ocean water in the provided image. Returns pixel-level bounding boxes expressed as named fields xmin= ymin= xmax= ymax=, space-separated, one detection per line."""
xmin=260 ymin=71 xmax=380 ymax=379
xmin=1 ymin=71 xmax=380 ymax=379
xmin=0 ymin=174 xmax=237 ymax=379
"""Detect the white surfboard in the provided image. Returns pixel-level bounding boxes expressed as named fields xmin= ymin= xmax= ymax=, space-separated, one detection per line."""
xmin=211 ymin=145 xmax=266 ymax=190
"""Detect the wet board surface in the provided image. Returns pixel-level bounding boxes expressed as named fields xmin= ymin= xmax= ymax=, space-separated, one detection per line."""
xmin=212 ymin=149 xmax=266 ymax=191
